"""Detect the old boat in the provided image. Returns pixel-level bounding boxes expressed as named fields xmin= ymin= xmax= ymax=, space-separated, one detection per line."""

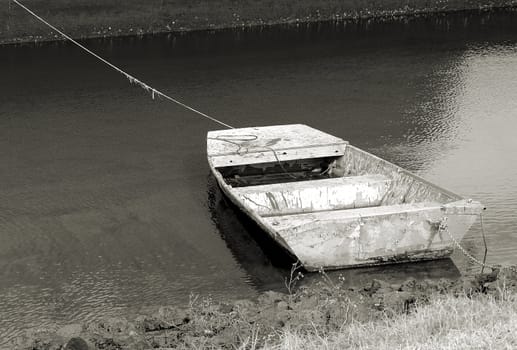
xmin=207 ymin=124 xmax=484 ymax=271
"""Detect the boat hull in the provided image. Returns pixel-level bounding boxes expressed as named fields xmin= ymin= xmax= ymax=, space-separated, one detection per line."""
xmin=261 ymin=201 xmax=479 ymax=271
xmin=210 ymin=163 xmax=481 ymax=271
xmin=207 ymin=124 xmax=484 ymax=270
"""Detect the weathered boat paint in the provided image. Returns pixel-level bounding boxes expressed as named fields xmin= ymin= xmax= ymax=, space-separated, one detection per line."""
xmin=207 ymin=124 xmax=484 ymax=270
xmin=208 ymin=124 xmax=347 ymax=167
xmin=232 ymin=174 xmax=391 ymax=216
xmin=262 ymin=200 xmax=480 ymax=270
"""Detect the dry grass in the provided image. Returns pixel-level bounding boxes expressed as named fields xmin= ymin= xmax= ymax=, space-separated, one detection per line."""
xmin=263 ymin=291 xmax=517 ymax=350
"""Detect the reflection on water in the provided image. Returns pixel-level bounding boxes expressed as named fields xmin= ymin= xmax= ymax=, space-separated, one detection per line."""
xmin=423 ymin=44 xmax=517 ymax=273
xmin=2 ymin=8 xmax=517 ymax=346
xmin=207 ymin=176 xmax=293 ymax=291
xmin=300 ymin=259 xmax=461 ymax=289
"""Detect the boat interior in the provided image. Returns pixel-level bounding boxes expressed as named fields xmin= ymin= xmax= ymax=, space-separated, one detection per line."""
xmin=216 ymin=145 xmax=459 ymax=218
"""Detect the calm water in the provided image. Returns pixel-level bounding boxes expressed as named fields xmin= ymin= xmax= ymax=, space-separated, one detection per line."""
xmin=2 ymin=9 xmax=517 ymax=345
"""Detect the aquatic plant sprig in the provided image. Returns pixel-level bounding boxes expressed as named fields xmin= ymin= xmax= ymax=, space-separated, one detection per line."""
xmin=285 ymin=261 xmax=304 ymax=302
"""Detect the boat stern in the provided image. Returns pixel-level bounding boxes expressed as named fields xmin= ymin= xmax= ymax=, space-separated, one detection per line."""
xmin=264 ymin=199 xmax=484 ymax=271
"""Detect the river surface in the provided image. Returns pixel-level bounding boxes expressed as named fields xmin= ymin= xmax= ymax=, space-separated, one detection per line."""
xmin=1 ymin=9 xmax=517 ymax=346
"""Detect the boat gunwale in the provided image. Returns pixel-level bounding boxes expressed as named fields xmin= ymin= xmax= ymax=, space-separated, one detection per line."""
xmin=345 ymin=144 xmax=463 ymax=202
xmin=207 ymin=141 xmax=348 ymax=158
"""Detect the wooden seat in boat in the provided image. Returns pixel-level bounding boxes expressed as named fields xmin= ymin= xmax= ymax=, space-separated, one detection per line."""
xmin=232 ymin=174 xmax=391 ymax=216
xmin=262 ymin=201 xmax=442 ymax=228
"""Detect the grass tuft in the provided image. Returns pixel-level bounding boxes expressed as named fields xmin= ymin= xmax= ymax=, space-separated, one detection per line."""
xmin=263 ymin=291 xmax=517 ymax=350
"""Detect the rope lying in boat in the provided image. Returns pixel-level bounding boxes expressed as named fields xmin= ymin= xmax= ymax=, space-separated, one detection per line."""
xmin=440 ymin=214 xmax=517 ymax=274
xmin=208 ymin=135 xmax=258 ymax=155
xmin=208 ymin=135 xmax=298 ymax=179
xmin=11 ymin=0 xmax=234 ymax=130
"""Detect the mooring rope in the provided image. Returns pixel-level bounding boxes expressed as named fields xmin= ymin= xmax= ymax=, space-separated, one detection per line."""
xmin=440 ymin=215 xmax=517 ymax=274
xmin=11 ymin=0 xmax=235 ymax=130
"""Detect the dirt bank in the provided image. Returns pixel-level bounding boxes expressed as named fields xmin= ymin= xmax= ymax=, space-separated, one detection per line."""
xmin=2 ymin=0 xmax=517 ymax=45
xmin=11 ymin=267 xmax=517 ymax=349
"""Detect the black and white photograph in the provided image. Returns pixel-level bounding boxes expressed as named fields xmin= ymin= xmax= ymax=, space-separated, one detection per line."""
xmin=1 ymin=1 xmax=517 ymax=349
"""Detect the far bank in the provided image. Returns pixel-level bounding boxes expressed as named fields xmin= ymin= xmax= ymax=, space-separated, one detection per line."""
xmin=2 ymin=0 xmax=517 ymax=44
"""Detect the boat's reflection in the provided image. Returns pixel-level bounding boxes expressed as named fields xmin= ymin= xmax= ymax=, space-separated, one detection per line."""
xmin=208 ymin=175 xmax=293 ymax=292
xmin=299 ymin=258 xmax=461 ymax=290
xmin=207 ymin=176 xmax=461 ymax=292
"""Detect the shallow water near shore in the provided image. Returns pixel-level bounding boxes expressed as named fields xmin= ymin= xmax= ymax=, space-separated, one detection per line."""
xmin=1 ymin=9 xmax=517 ymax=346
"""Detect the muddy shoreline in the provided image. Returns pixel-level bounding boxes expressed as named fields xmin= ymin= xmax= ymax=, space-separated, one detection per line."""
xmin=2 ymin=0 xmax=517 ymax=45
xmin=11 ymin=267 xmax=517 ymax=349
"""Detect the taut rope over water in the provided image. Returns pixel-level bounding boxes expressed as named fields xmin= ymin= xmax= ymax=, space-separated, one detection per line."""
xmin=11 ymin=0 xmax=235 ymax=130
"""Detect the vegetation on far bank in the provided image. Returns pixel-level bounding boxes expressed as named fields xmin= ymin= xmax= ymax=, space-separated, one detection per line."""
xmin=2 ymin=0 xmax=517 ymax=44
xmin=13 ymin=267 xmax=517 ymax=349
